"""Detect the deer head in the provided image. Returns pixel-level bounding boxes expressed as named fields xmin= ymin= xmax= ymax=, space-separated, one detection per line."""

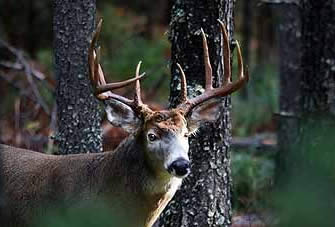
xmin=88 ymin=19 xmax=248 ymax=179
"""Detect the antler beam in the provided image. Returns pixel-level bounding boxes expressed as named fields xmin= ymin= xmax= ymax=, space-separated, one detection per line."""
xmin=88 ymin=19 xmax=146 ymax=108
xmin=176 ymin=20 xmax=249 ymax=115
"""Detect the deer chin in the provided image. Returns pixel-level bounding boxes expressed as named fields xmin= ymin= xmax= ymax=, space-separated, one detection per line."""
xmin=167 ymin=169 xmax=190 ymax=179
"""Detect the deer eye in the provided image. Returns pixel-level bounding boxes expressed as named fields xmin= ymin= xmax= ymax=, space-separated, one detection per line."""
xmin=184 ymin=133 xmax=190 ymax=138
xmin=156 ymin=115 xmax=164 ymax=122
xmin=148 ymin=133 xmax=158 ymax=142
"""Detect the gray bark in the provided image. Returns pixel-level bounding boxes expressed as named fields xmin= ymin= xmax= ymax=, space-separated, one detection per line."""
xmin=157 ymin=0 xmax=235 ymax=226
xmin=276 ymin=3 xmax=301 ymax=180
xmin=53 ymin=0 xmax=102 ymax=154
xmin=300 ymin=0 xmax=335 ymax=114
xmin=277 ymin=0 xmax=335 ymax=186
xmin=0 ymin=146 xmax=7 ymax=225
xmin=275 ymin=3 xmax=335 ymax=226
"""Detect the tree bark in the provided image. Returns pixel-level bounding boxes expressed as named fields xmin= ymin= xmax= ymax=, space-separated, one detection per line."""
xmin=0 ymin=145 xmax=7 ymax=225
xmin=276 ymin=3 xmax=301 ymax=181
xmin=277 ymin=2 xmax=335 ymax=225
xmin=300 ymin=1 xmax=335 ymax=113
xmin=157 ymin=0 xmax=235 ymax=226
xmin=53 ymin=0 xmax=102 ymax=154
xmin=277 ymin=1 xmax=335 ymax=177
xmin=240 ymin=0 xmax=253 ymax=99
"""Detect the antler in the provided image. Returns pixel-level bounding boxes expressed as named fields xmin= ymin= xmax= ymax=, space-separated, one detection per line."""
xmin=176 ymin=20 xmax=249 ymax=115
xmin=88 ymin=19 xmax=147 ymax=111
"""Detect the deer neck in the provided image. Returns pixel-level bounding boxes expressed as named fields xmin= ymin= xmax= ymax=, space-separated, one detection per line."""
xmin=105 ymin=133 xmax=181 ymax=195
xmin=103 ymin=134 xmax=182 ymax=226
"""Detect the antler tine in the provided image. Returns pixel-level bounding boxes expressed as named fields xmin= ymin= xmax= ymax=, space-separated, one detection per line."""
xmin=177 ymin=20 xmax=248 ymax=115
xmin=176 ymin=63 xmax=187 ymax=103
xmin=134 ymin=61 xmax=143 ymax=105
xmin=217 ymin=19 xmax=231 ymax=85
xmin=200 ymin=28 xmax=213 ymax=90
xmin=88 ymin=19 xmax=102 ymax=87
xmin=236 ymin=40 xmax=245 ymax=80
xmin=88 ymin=19 xmax=146 ymax=105
xmin=94 ymin=46 xmax=103 ymax=85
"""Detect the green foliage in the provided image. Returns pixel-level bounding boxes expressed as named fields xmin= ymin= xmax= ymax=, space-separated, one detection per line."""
xmin=40 ymin=3 xmax=171 ymax=104
xmin=33 ymin=201 xmax=126 ymax=227
xmin=36 ymin=49 xmax=53 ymax=71
xmin=232 ymin=63 xmax=279 ymax=136
xmin=273 ymin=117 xmax=335 ymax=227
xmin=0 ymin=88 xmax=17 ymax=116
xmin=98 ymin=4 xmax=170 ymax=103
xmin=232 ymin=151 xmax=274 ymax=211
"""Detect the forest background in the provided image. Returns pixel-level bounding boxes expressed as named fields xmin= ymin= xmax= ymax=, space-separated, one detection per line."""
xmin=1 ymin=1 xmax=334 ymax=226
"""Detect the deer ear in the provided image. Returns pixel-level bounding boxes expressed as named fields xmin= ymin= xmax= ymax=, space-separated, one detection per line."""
xmin=104 ymin=99 xmax=142 ymax=133
xmin=186 ymin=99 xmax=222 ymax=133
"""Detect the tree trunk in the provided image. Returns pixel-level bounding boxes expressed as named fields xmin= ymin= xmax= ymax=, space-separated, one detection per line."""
xmin=157 ymin=0 xmax=235 ymax=226
xmin=0 ymin=1 xmax=52 ymax=56
xmin=53 ymin=0 xmax=102 ymax=154
xmin=277 ymin=1 xmax=335 ymax=177
xmin=300 ymin=1 xmax=335 ymax=113
xmin=240 ymin=0 xmax=253 ymax=99
xmin=276 ymin=1 xmax=335 ymax=225
xmin=0 ymin=146 xmax=7 ymax=225
xmin=276 ymin=2 xmax=301 ymax=181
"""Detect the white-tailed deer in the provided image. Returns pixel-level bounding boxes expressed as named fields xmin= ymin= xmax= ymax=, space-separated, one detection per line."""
xmin=0 ymin=19 xmax=248 ymax=227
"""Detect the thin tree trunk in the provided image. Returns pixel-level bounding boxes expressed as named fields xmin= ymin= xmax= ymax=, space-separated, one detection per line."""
xmin=300 ymin=1 xmax=335 ymax=113
xmin=0 ymin=67 xmax=6 ymax=225
xmin=0 ymin=145 xmax=7 ymax=225
xmin=276 ymin=2 xmax=301 ymax=181
xmin=240 ymin=0 xmax=253 ymax=99
xmin=53 ymin=0 xmax=102 ymax=154
xmin=157 ymin=0 xmax=235 ymax=226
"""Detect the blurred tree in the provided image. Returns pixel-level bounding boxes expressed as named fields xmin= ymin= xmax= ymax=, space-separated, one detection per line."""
xmin=105 ymin=0 xmax=171 ymax=39
xmin=277 ymin=0 xmax=335 ymax=180
xmin=0 ymin=1 xmax=52 ymax=57
xmin=255 ymin=4 xmax=276 ymax=68
xmin=239 ymin=0 xmax=254 ymax=99
xmin=53 ymin=0 xmax=103 ymax=154
xmin=276 ymin=2 xmax=301 ymax=180
xmin=276 ymin=1 xmax=335 ymax=225
xmin=0 ymin=146 xmax=6 ymax=225
xmin=299 ymin=1 xmax=335 ymax=114
xmin=157 ymin=0 xmax=235 ymax=226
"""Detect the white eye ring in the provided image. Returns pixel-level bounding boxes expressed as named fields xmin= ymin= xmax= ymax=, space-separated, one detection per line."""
xmin=148 ymin=133 xmax=158 ymax=142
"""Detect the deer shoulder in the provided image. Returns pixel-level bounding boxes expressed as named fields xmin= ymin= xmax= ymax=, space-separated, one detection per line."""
xmin=0 ymin=19 xmax=247 ymax=227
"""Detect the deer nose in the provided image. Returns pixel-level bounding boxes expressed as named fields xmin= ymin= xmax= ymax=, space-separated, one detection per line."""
xmin=168 ymin=158 xmax=190 ymax=178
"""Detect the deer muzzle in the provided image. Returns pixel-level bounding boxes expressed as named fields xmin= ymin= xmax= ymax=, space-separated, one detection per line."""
xmin=167 ymin=158 xmax=190 ymax=178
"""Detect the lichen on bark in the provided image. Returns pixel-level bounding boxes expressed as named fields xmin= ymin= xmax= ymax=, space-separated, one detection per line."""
xmin=53 ymin=0 xmax=102 ymax=154
xmin=157 ymin=0 xmax=235 ymax=226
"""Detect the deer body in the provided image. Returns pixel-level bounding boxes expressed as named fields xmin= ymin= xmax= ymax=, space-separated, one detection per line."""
xmin=0 ymin=19 xmax=247 ymax=227
xmin=1 ymin=133 xmax=181 ymax=227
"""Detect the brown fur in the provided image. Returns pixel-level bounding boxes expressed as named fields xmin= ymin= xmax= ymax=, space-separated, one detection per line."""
xmin=0 ymin=116 xmax=183 ymax=227
xmin=144 ymin=109 xmax=186 ymax=133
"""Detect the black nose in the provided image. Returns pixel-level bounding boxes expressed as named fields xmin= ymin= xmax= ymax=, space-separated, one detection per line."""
xmin=168 ymin=158 xmax=191 ymax=177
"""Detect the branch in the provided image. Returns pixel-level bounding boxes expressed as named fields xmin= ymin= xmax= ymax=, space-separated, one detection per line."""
xmin=0 ymin=73 xmax=38 ymax=104
xmin=0 ymin=60 xmax=45 ymax=80
xmin=0 ymin=40 xmax=50 ymax=114
xmin=232 ymin=134 xmax=277 ymax=153
xmin=259 ymin=0 xmax=300 ymax=5
xmin=47 ymin=104 xmax=57 ymax=154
